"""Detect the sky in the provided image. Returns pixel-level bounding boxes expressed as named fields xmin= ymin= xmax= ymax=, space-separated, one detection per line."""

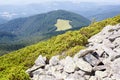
xmin=0 ymin=0 xmax=120 ymax=5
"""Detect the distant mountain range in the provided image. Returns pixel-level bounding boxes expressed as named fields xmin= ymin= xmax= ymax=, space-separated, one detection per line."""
xmin=90 ymin=10 xmax=120 ymax=21
xmin=0 ymin=10 xmax=90 ymax=55
xmin=0 ymin=2 xmax=120 ymax=22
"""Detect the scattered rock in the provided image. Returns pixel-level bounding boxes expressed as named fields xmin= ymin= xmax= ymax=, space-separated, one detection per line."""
xmin=65 ymin=73 xmax=85 ymax=80
xmin=74 ymin=48 xmax=94 ymax=59
xmin=26 ymin=24 xmax=120 ymax=80
xmin=93 ymin=65 xmax=106 ymax=71
xmin=35 ymin=55 xmax=46 ymax=66
xmin=84 ymin=53 xmax=100 ymax=66
xmin=49 ymin=55 xmax=59 ymax=66
xmin=89 ymin=76 xmax=97 ymax=80
xmin=111 ymin=74 xmax=120 ymax=80
xmin=75 ymin=58 xmax=92 ymax=72
xmin=95 ymin=71 xmax=108 ymax=78
xmin=75 ymin=70 xmax=85 ymax=76
xmin=37 ymin=75 xmax=56 ymax=80
xmin=64 ymin=56 xmax=76 ymax=73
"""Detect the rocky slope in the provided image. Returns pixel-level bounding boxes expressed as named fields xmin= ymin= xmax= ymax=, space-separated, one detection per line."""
xmin=26 ymin=24 xmax=120 ymax=80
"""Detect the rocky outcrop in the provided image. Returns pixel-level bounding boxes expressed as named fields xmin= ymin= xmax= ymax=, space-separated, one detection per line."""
xmin=26 ymin=24 xmax=120 ymax=80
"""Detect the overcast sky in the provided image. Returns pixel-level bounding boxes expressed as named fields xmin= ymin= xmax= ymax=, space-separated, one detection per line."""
xmin=0 ymin=0 xmax=120 ymax=5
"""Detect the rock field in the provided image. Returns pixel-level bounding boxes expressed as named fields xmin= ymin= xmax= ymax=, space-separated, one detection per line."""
xmin=26 ymin=24 xmax=120 ymax=80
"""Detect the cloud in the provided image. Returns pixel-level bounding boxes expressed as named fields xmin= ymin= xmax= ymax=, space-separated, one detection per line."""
xmin=0 ymin=12 xmax=18 ymax=19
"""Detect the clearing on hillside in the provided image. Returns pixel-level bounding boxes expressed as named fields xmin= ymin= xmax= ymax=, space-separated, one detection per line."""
xmin=55 ymin=19 xmax=72 ymax=31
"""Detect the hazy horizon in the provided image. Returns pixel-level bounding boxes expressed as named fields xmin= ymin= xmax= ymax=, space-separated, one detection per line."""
xmin=0 ymin=0 xmax=120 ymax=5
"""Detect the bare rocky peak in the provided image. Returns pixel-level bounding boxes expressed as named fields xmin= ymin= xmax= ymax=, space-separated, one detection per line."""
xmin=26 ymin=24 xmax=120 ymax=80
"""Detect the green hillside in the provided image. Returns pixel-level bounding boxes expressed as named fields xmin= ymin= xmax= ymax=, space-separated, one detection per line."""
xmin=0 ymin=10 xmax=90 ymax=36
xmin=0 ymin=15 xmax=120 ymax=80
xmin=0 ymin=10 xmax=90 ymax=55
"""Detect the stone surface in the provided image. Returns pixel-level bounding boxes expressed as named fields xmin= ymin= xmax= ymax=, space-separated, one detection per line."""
xmin=74 ymin=48 xmax=94 ymax=59
xmin=49 ymin=55 xmax=59 ymax=66
xmin=84 ymin=54 xmax=100 ymax=66
xmin=93 ymin=65 xmax=106 ymax=71
xmin=36 ymin=75 xmax=56 ymax=80
xmin=111 ymin=58 xmax=120 ymax=75
xmin=65 ymin=73 xmax=85 ymax=80
xmin=75 ymin=58 xmax=92 ymax=72
xmin=64 ymin=56 xmax=76 ymax=73
xmin=95 ymin=71 xmax=108 ymax=78
xmin=111 ymin=74 xmax=120 ymax=80
xmin=89 ymin=76 xmax=97 ymax=80
xmin=75 ymin=70 xmax=85 ymax=76
xmin=35 ymin=55 xmax=46 ymax=66
xmin=113 ymin=38 xmax=120 ymax=46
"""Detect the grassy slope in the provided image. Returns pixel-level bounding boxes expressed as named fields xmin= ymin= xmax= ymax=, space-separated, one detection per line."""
xmin=55 ymin=19 xmax=72 ymax=31
xmin=0 ymin=15 xmax=120 ymax=80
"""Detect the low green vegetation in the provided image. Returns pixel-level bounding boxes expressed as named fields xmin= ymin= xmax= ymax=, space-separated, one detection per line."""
xmin=0 ymin=15 xmax=120 ymax=80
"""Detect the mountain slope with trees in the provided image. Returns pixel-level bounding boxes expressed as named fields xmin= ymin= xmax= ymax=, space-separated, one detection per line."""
xmin=0 ymin=10 xmax=90 ymax=55
xmin=0 ymin=10 xmax=90 ymax=36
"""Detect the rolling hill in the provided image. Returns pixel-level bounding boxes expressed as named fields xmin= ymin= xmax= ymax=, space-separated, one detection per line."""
xmin=0 ymin=15 xmax=120 ymax=80
xmin=0 ymin=10 xmax=90 ymax=55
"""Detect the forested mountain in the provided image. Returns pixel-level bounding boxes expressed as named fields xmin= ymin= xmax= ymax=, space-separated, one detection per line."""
xmin=0 ymin=10 xmax=90 ymax=36
xmin=0 ymin=31 xmax=16 ymax=38
xmin=0 ymin=15 xmax=120 ymax=80
xmin=0 ymin=10 xmax=90 ymax=55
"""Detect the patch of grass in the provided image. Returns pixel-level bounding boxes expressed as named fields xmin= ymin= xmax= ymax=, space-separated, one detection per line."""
xmin=55 ymin=19 xmax=72 ymax=31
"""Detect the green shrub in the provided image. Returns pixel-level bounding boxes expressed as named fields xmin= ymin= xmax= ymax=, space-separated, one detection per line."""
xmin=8 ymin=67 xmax=30 ymax=80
